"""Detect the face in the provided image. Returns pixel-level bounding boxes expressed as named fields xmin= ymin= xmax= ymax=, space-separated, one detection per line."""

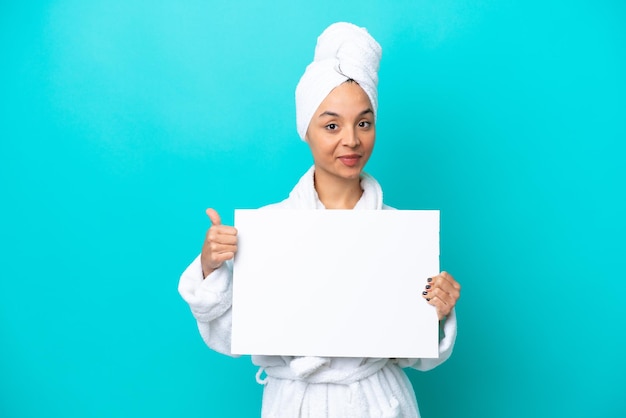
xmin=305 ymin=81 xmax=375 ymax=183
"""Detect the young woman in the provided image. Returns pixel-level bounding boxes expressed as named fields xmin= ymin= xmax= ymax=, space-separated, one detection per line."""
xmin=179 ymin=22 xmax=461 ymax=418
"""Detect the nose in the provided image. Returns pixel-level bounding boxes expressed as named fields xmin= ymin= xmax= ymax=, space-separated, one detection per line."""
xmin=341 ymin=127 xmax=360 ymax=148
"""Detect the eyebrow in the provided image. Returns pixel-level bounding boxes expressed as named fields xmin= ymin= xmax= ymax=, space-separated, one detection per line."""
xmin=318 ymin=108 xmax=374 ymax=118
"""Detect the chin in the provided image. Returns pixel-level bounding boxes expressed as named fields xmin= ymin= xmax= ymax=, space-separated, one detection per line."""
xmin=316 ymin=162 xmax=365 ymax=182
xmin=338 ymin=167 xmax=364 ymax=180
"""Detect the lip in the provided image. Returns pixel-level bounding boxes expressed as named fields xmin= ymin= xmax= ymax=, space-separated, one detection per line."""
xmin=338 ymin=154 xmax=361 ymax=167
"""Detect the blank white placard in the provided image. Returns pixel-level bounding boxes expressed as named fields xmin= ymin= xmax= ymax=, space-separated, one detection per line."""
xmin=231 ymin=209 xmax=440 ymax=358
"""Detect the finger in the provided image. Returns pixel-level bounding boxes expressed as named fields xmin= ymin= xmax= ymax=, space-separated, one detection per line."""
xmin=427 ymin=287 xmax=457 ymax=307
xmin=207 ymin=227 xmax=238 ymax=247
xmin=430 ymin=278 xmax=460 ymax=301
xmin=204 ymin=244 xmax=237 ymax=270
xmin=219 ymin=225 xmax=238 ymax=236
xmin=426 ymin=273 xmax=460 ymax=298
xmin=439 ymin=271 xmax=461 ymax=291
xmin=208 ymin=242 xmax=238 ymax=255
xmin=212 ymin=251 xmax=236 ymax=264
xmin=206 ymin=208 xmax=222 ymax=226
xmin=208 ymin=232 xmax=238 ymax=245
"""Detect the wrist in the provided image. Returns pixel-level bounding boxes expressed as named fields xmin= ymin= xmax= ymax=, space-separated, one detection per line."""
xmin=202 ymin=265 xmax=217 ymax=279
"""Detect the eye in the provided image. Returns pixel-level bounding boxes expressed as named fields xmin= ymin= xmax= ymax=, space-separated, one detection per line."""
xmin=325 ymin=123 xmax=338 ymax=131
xmin=358 ymin=120 xmax=372 ymax=129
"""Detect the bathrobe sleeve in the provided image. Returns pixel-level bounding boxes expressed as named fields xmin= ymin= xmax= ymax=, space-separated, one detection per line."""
xmin=395 ymin=308 xmax=457 ymax=371
xmin=178 ymin=255 xmax=238 ymax=357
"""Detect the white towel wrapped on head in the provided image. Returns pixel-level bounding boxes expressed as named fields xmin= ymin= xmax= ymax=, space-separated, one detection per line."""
xmin=295 ymin=22 xmax=383 ymax=140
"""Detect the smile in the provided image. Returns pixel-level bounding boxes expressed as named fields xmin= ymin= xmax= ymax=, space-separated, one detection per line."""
xmin=338 ymin=155 xmax=361 ymax=167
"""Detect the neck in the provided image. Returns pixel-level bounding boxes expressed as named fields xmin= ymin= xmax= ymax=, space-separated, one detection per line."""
xmin=313 ymin=169 xmax=363 ymax=209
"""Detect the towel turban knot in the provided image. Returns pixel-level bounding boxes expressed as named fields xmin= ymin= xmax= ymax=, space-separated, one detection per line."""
xmin=295 ymin=22 xmax=382 ymax=140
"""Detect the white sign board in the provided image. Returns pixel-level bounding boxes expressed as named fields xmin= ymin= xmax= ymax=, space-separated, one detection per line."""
xmin=231 ymin=209 xmax=440 ymax=358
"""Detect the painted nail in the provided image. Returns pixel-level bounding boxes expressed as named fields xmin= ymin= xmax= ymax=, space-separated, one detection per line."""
xmin=426 ymin=298 xmax=431 ymax=301
xmin=422 ymin=291 xmax=428 ymax=296
xmin=427 ymin=277 xmax=433 ymax=282
xmin=425 ymin=285 xmax=431 ymax=290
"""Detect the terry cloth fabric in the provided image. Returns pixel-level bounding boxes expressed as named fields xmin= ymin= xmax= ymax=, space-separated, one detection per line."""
xmin=280 ymin=165 xmax=384 ymax=210
xmin=295 ymin=22 xmax=383 ymax=140
xmin=178 ymin=167 xmax=458 ymax=417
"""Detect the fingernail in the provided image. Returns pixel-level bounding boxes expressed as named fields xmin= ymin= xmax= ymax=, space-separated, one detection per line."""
xmin=427 ymin=277 xmax=433 ymax=282
xmin=425 ymin=285 xmax=431 ymax=289
xmin=426 ymin=298 xmax=431 ymax=301
xmin=422 ymin=291 xmax=428 ymax=296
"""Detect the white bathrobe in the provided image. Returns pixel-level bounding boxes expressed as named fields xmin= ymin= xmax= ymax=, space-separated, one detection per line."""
xmin=178 ymin=166 xmax=457 ymax=417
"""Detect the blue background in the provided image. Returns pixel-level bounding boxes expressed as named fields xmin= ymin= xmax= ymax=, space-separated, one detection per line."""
xmin=1 ymin=1 xmax=625 ymax=417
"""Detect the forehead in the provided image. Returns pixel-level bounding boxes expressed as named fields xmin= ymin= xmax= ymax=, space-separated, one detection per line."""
xmin=317 ymin=82 xmax=372 ymax=113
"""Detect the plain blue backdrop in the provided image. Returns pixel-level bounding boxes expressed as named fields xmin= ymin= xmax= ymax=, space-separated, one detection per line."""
xmin=1 ymin=1 xmax=625 ymax=417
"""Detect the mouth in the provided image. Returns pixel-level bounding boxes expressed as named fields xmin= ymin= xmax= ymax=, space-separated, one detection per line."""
xmin=338 ymin=154 xmax=361 ymax=167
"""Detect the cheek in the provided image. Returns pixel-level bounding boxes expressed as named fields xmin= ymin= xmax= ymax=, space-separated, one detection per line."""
xmin=307 ymin=138 xmax=331 ymax=162
xmin=311 ymin=136 xmax=337 ymax=154
xmin=363 ymin=134 xmax=376 ymax=155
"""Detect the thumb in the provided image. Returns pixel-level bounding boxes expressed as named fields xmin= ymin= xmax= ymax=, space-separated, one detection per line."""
xmin=205 ymin=208 xmax=222 ymax=226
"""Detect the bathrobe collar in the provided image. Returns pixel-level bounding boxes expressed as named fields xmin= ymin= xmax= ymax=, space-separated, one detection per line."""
xmin=287 ymin=165 xmax=383 ymax=210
